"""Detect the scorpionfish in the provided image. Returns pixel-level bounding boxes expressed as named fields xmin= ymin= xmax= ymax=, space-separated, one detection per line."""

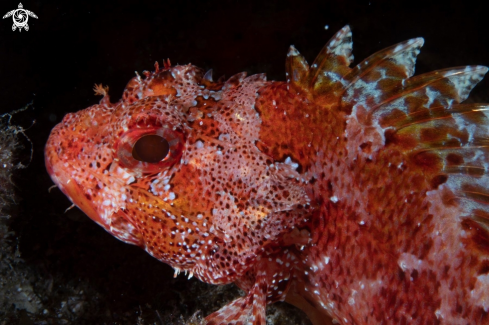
xmin=46 ymin=26 xmax=489 ymax=324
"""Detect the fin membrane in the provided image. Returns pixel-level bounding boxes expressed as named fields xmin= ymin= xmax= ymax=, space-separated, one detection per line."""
xmin=287 ymin=26 xmax=489 ymax=231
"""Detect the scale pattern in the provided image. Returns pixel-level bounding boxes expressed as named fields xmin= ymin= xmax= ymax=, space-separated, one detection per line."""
xmin=46 ymin=26 xmax=489 ymax=324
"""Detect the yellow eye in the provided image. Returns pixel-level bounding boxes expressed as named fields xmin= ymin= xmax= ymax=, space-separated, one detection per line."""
xmin=132 ymin=134 xmax=170 ymax=163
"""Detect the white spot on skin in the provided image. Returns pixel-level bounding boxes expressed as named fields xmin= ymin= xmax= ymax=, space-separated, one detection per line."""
xmin=470 ymin=274 xmax=489 ymax=312
xmin=284 ymin=156 xmax=299 ymax=170
xmin=397 ymin=253 xmax=424 ymax=272
xmin=435 ymin=309 xmax=443 ymax=320
xmin=330 ymin=196 xmax=339 ymax=203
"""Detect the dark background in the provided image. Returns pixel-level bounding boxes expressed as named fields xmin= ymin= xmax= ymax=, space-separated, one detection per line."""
xmin=1 ymin=0 xmax=489 ymax=324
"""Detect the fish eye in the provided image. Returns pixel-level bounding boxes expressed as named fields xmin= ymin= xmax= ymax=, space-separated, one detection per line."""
xmin=117 ymin=126 xmax=184 ymax=173
xmin=132 ymin=135 xmax=169 ymax=163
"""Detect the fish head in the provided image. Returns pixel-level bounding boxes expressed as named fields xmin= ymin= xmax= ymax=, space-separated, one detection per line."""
xmin=45 ymin=64 xmax=311 ymax=284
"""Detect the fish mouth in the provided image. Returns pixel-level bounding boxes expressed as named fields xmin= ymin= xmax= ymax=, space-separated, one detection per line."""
xmin=45 ymin=130 xmax=145 ymax=247
xmin=45 ymin=140 xmax=103 ymax=227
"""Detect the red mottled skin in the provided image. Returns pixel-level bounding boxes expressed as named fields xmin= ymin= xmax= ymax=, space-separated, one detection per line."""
xmin=46 ymin=26 xmax=489 ymax=324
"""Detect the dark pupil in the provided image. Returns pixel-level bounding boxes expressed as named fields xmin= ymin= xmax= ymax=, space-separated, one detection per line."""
xmin=132 ymin=135 xmax=169 ymax=163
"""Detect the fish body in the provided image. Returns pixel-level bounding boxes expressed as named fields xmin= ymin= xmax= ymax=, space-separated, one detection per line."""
xmin=45 ymin=26 xmax=489 ymax=324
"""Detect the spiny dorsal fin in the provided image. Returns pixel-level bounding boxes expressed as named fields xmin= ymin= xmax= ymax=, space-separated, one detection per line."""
xmin=383 ymin=102 xmax=489 ymax=171
xmin=356 ymin=66 xmax=489 ymax=133
xmin=340 ymin=37 xmax=424 ymax=114
xmin=287 ymin=28 xmax=489 ymax=229
xmin=285 ymin=26 xmax=425 ymax=107
xmin=334 ymin=32 xmax=489 ymax=233
xmin=383 ymin=100 xmax=489 ymax=230
xmin=285 ymin=25 xmax=353 ymax=100
xmin=308 ymin=25 xmax=353 ymax=96
xmin=285 ymin=45 xmax=309 ymax=88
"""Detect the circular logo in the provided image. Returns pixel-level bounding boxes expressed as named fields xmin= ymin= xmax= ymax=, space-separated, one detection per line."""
xmin=3 ymin=3 xmax=38 ymax=32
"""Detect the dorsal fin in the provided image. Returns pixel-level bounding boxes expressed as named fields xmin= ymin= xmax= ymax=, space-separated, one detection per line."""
xmin=285 ymin=26 xmax=425 ymax=106
xmin=329 ymin=30 xmax=489 ymax=237
xmin=353 ymin=66 xmax=489 ymax=133
xmin=285 ymin=45 xmax=309 ymax=88
xmin=358 ymin=58 xmax=487 ymax=221
xmin=382 ymin=101 xmax=489 ymax=229
xmin=285 ymin=25 xmax=353 ymax=100
xmin=308 ymin=25 xmax=353 ymax=96
xmin=285 ymin=25 xmax=489 ymax=232
xmin=340 ymin=37 xmax=424 ymax=114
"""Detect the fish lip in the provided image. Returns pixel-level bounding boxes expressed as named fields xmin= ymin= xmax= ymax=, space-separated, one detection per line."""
xmin=44 ymin=141 xmax=104 ymax=226
xmin=44 ymin=129 xmax=110 ymax=229
xmin=45 ymin=133 xmax=145 ymax=247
